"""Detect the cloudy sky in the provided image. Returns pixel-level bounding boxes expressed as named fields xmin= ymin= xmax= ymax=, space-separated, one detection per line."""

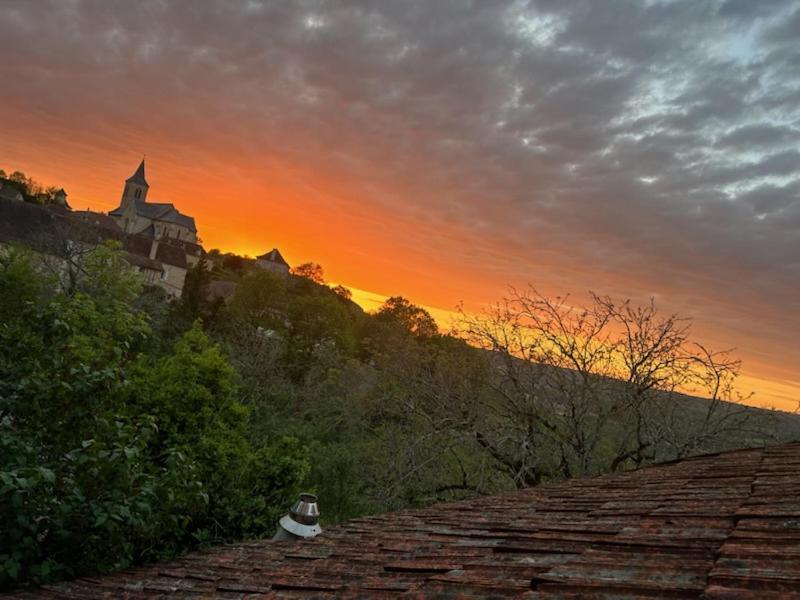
xmin=1 ymin=0 xmax=798 ymax=408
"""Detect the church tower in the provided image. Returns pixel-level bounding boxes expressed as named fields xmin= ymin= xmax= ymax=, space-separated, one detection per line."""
xmin=120 ymin=159 xmax=149 ymax=207
xmin=118 ymin=159 xmax=149 ymax=233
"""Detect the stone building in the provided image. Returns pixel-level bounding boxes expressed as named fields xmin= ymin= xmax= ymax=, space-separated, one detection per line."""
xmin=123 ymin=234 xmax=188 ymax=296
xmin=256 ymin=248 xmax=290 ymax=276
xmin=109 ymin=160 xmax=198 ymax=243
xmin=106 ymin=159 xmax=205 ymax=294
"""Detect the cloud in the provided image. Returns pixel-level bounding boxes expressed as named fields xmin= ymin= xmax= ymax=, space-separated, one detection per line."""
xmin=717 ymin=123 xmax=800 ymax=149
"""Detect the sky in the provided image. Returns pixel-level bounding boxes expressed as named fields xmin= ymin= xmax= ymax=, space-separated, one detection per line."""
xmin=1 ymin=0 xmax=798 ymax=410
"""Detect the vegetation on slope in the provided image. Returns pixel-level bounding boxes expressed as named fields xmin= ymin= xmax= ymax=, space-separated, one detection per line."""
xmin=1 ymin=242 xmax=797 ymax=591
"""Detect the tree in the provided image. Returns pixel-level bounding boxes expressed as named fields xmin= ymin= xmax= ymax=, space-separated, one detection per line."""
xmin=172 ymin=254 xmax=214 ymax=330
xmin=228 ymin=268 xmax=288 ymax=329
xmin=0 ymin=247 xmax=200 ymax=588
xmin=221 ymin=253 xmax=248 ymax=274
xmin=331 ymin=284 xmax=352 ymax=301
xmin=128 ymin=321 xmax=309 ymax=542
xmin=292 ymin=262 xmax=325 ymax=284
xmin=375 ymin=296 xmax=438 ymax=338
xmin=0 ymin=246 xmax=308 ymax=590
xmin=455 ymin=287 xmax=762 ymax=482
xmin=287 ymin=292 xmax=357 ymax=362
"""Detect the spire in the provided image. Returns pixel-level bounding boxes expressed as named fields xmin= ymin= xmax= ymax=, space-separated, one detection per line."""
xmin=126 ymin=158 xmax=149 ymax=187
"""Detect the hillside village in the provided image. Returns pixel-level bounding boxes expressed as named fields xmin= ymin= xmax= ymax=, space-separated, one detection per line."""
xmin=0 ymin=161 xmax=289 ymax=297
xmin=4 ymin=2 xmax=800 ymax=596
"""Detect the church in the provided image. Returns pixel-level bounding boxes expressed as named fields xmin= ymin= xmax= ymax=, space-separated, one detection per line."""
xmin=108 ymin=159 xmax=204 ymax=295
xmin=109 ymin=160 xmax=198 ymax=243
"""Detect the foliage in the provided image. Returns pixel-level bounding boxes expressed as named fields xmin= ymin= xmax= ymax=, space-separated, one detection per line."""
xmin=1 ymin=241 xmax=792 ymax=592
xmin=455 ymin=288 xmax=772 ymax=482
xmin=375 ymin=295 xmax=439 ymax=338
xmin=0 ymin=168 xmax=62 ymax=203
xmin=0 ymin=415 xmax=205 ymax=587
xmin=292 ymin=262 xmax=325 ymax=284
xmin=0 ymin=247 xmax=307 ymax=591
xmin=176 ymin=255 xmax=213 ymax=320
xmin=331 ymin=284 xmax=352 ymax=301
xmin=227 ymin=268 xmax=288 ymax=329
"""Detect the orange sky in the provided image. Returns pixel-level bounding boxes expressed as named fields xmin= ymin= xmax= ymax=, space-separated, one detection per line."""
xmin=1 ymin=1 xmax=798 ymax=412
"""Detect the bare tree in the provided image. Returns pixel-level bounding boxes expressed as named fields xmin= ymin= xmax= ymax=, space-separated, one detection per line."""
xmin=28 ymin=217 xmax=104 ymax=294
xmin=455 ymin=287 xmax=761 ymax=482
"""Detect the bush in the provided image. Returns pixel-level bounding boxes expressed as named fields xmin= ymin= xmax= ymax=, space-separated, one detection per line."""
xmin=0 ymin=247 xmax=307 ymax=591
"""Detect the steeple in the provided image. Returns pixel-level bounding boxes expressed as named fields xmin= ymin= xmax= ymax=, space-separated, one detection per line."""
xmin=126 ymin=159 xmax=149 ymax=188
xmin=119 ymin=158 xmax=149 ymax=214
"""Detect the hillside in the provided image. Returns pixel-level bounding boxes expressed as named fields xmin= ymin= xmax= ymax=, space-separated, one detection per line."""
xmin=2 ymin=242 xmax=798 ymax=591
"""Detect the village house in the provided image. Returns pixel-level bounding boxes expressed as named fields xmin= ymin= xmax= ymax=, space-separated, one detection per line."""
xmin=256 ymin=247 xmax=290 ymax=276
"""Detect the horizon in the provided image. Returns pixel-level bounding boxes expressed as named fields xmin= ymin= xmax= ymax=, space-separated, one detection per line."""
xmin=1 ymin=1 xmax=798 ymax=410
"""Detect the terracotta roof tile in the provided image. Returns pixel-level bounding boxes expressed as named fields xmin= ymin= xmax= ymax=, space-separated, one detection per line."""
xmin=12 ymin=442 xmax=800 ymax=599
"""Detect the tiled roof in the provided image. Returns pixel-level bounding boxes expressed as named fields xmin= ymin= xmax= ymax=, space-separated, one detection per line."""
xmin=14 ymin=442 xmax=800 ymax=599
xmin=71 ymin=210 xmax=123 ymax=233
xmin=256 ymin=248 xmax=289 ymax=266
xmin=122 ymin=235 xmax=187 ymax=269
xmin=155 ymin=242 xmax=188 ymax=269
xmin=109 ymin=201 xmax=198 ymax=233
xmin=123 ymin=251 xmax=163 ymax=272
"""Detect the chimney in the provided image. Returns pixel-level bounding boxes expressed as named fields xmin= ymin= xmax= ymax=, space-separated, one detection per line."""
xmin=272 ymin=493 xmax=322 ymax=541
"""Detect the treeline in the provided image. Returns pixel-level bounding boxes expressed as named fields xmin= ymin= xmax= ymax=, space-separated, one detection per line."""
xmin=0 ymin=168 xmax=65 ymax=205
xmin=1 ymin=243 xmax=791 ymax=590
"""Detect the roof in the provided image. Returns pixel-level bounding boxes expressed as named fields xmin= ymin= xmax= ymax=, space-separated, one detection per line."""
xmin=0 ymin=198 xmax=189 ymax=273
xmin=122 ymin=235 xmax=187 ymax=269
xmin=167 ymin=238 xmax=204 ymax=257
xmin=123 ymin=252 xmax=163 ymax=272
xmin=17 ymin=442 xmax=800 ymax=598
xmin=154 ymin=242 xmax=187 ymax=269
xmin=71 ymin=210 xmax=123 ymax=233
xmin=126 ymin=159 xmax=149 ymax=187
xmin=110 ymin=201 xmax=197 ymax=233
xmin=0 ymin=196 xmax=61 ymax=250
xmin=256 ymin=248 xmax=289 ymax=266
xmin=139 ymin=202 xmax=196 ymax=231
